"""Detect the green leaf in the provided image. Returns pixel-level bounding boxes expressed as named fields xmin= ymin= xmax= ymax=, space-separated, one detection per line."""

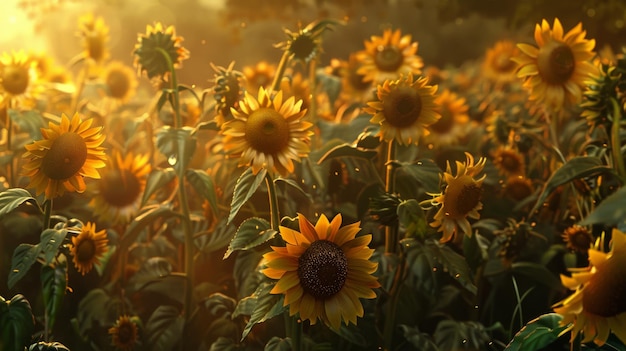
xmin=240 ymin=282 xmax=286 ymax=340
xmin=142 ymin=168 xmax=176 ymax=206
xmin=434 ymin=320 xmax=491 ymax=351
xmin=27 ymin=341 xmax=71 ymax=351
xmin=511 ymin=262 xmax=562 ymax=290
xmin=155 ymin=126 xmax=197 ymax=174
xmin=121 ymin=204 xmax=183 ymax=248
xmin=210 ymin=337 xmax=241 ymax=351
xmin=145 ymin=305 xmax=184 ymax=351
xmin=75 ymin=288 xmax=111 ymax=336
xmin=332 ymin=324 xmax=368 ymax=347
xmin=156 ymin=89 xmax=172 ymax=113
xmin=275 ymin=178 xmax=313 ymax=203
xmin=504 ymin=313 xmax=567 ymax=351
xmin=195 ymin=120 xmax=220 ymax=132
xmin=10 ymin=109 xmax=45 ymax=140
xmin=530 ymin=157 xmax=614 ymax=215
xmin=400 ymin=325 xmax=439 ymax=351
xmin=41 ymin=263 xmax=67 ymax=331
xmin=0 ymin=188 xmax=39 ymax=217
xmin=186 ymin=169 xmax=219 ymax=215
xmin=137 ymin=273 xmax=188 ymax=305
xmin=264 ymin=337 xmax=292 ymax=351
xmin=196 ymin=218 xmax=236 ymax=253
xmin=127 ymin=257 xmax=173 ymax=294
xmin=580 ymin=185 xmax=626 ymax=227
xmin=8 ymin=243 xmax=41 ymax=289
xmin=397 ymin=199 xmax=427 ymax=239
xmin=317 ymin=143 xmax=378 ymax=164
xmin=227 ymin=168 xmax=267 ymax=225
xmin=178 ymin=84 xmax=201 ymax=104
xmin=224 ymin=217 xmax=277 ymax=259
xmin=394 ymin=159 xmax=442 ymax=194
xmin=0 ymin=294 xmax=35 ymax=351
xmin=39 ymin=228 xmax=68 ymax=265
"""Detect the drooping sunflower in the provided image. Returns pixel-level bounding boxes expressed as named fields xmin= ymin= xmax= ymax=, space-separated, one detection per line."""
xmin=0 ymin=50 xmax=37 ymax=107
xmin=425 ymin=89 xmax=471 ymax=147
xmin=263 ymin=213 xmax=380 ymax=330
xmin=274 ymin=20 xmax=338 ymax=65
xmin=356 ymin=28 xmax=423 ymax=84
xmin=108 ymin=315 xmax=140 ymax=351
xmin=220 ymin=86 xmax=313 ymax=177
xmin=133 ymin=22 xmax=189 ymax=80
xmin=512 ymin=18 xmax=597 ymax=111
xmin=427 ymin=153 xmax=487 ymax=243
xmin=22 ymin=113 xmax=106 ymax=199
xmin=482 ymin=40 xmax=520 ymax=85
xmin=89 ymin=151 xmax=151 ymax=226
xmin=364 ymin=73 xmax=439 ymax=145
xmin=102 ymin=61 xmax=138 ymax=103
xmin=69 ymin=221 xmax=108 ymax=275
xmin=553 ymin=228 xmax=626 ymax=345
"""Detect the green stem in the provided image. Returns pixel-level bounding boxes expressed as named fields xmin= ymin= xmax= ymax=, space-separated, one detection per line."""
xmin=308 ymin=59 xmax=317 ymax=122
xmin=270 ymin=51 xmax=291 ymax=95
xmin=156 ymin=48 xmax=182 ymax=128
xmin=570 ymin=330 xmax=581 ymax=351
xmin=383 ymin=251 xmax=406 ymax=350
xmin=43 ymin=199 xmax=53 ymax=229
xmin=384 ymin=140 xmax=397 ymax=254
xmin=71 ymin=63 xmax=87 ymax=114
xmin=610 ymin=98 xmax=626 ymax=183
xmin=4 ymin=101 xmax=13 ymax=187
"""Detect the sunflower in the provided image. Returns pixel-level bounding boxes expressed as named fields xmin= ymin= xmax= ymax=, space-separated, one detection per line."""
xmin=427 ymin=153 xmax=487 ymax=243
xmin=210 ymin=61 xmax=244 ymax=124
xmin=22 ymin=113 xmax=106 ymax=199
xmin=482 ymin=40 xmax=520 ymax=85
xmin=328 ymin=54 xmax=374 ymax=104
xmin=364 ymin=73 xmax=439 ymax=145
xmin=69 ymin=221 xmax=108 ymax=275
xmin=356 ymin=28 xmax=423 ymax=84
xmin=77 ymin=13 xmax=109 ymax=77
xmin=133 ymin=22 xmax=189 ymax=80
xmin=493 ymin=147 xmax=526 ymax=176
xmin=243 ymin=61 xmax=276 ymax=92
xmin=553 ymin=228 xmax=626 ymax=345
xmin=280 ymin=72 xmax=311 ymax=113
xmin=562 ymin=225 xmax=593 ymax=254
xmin=502 ymin=175 xmax=534 ymax=201
xmin=425 ymin=89 xmax=471 ymax=147
xmin=220 ymin=86 xmax=313 ymax=177
xmin=512 ymin=18 xmax=597 ymax=111
xmin=274 ymin=20 xmax=338 ymax=65
xmin=108 ymin=315 xmax=140 ymax=351
xmin=0 ymin=50 xmax=38 ymax=107
xmin=89 ymin=151 xmax=151 ymax=225
xmin=102 ymin=61 xmax=138 ymax=103
xmin=263 ymin=213 xmax=380 ymax=330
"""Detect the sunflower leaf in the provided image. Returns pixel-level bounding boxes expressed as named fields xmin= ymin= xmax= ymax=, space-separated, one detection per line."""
xmin=530 ymin=156 xmax=615 ymax=215
xmin=121 ymin=204 xmax=183 ymax=248
xmin=434 ymin=320 xmax=491 ymax=351
xmin=40 ymin=228 xmax=68 ymax=265
xmin=393 ymin=159 xmax=442 ymax=194
xmin=41 ymin=262 xmax=67 ymax=332
xmin=227 ymin=168 xmax=267 ymax=225
xmin=317 ymin=143 xmax=378 ymax=164
xmin=186 ymin=169 xmax=219 ymax=215
xmin=239 ymin=282 xmax=285 ymax=341
xmin=504 ymin=313 xmax=567 ymax=351
xmin=8 ymin=243 xmax=41 ymax=289
xmin=0 ymin=294 xmax=35 ymax=351
xmin=223 ymin=217 xmax=277 ymax=259
xmin=580 ymin=185 xmax=626 ymax=227
xmin=400 ymin=325 xmax=440 ymax=351
xmin=511 ymin=262 xmax=562 ymax=290
xmin=0 ymin=188 xmax=40 ymax=217
xmin=155 ymin=126 xmax=197 ymax=174
xmin=145 ymin=305 xmax=184 ymax=350
xmin=264 ymin=337 xmax=292 ymax=351
xmin=142 ymin=168 xmax=177 ymax=207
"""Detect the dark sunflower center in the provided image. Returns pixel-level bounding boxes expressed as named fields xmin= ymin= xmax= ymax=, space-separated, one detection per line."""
xmin=429 ymin=109 xmax=453 ymax=134
xmin=298 ymin=240 xmax=348 ymax=300
xmin=106 ymin=70 xmax=131 ymax=99
xmin=290 ymin=34 xmax=316 ymax=62
xmin=567 ymin=229 xmax=592 ymax=251
xmin=582 ymin=255 xmax=626 ymax=317
xmin=99 ymin=169 xmax=142 ymax=207
xmin=117 ymin=322 xmax=136 ymax=344
xmin=538 ymin=42 xmax=575 ymax=85
xmin=444 ymin=175 xmax=482 ymax=218
xmin=348 ymin=68 xmax=371 ymax=91
xmin=375 ymin=45 xmax=404 ymax=72
xmin=245 ymin=108 xmax=290 ymax=155
xmin=76 ymin=238 xmax=96 ymax=263
xmin=41 ymin=132 xmax=88 ymax=180
xmin=382 ymin=86 xmax=423 ymax=128
xmin=87 ymin=34 xmax=105 ymax=62
xmin=2 ymin=65 xmax=29 ymax=95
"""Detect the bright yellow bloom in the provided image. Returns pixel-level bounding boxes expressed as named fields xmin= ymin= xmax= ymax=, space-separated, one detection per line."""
xmin=425 ymin=89 xmax=471 ymax=147
xmin=69 ymin=222 xmax=108 ymax=275
xmin=263 ymin=213 xmax=380 ymax=330
xmin=0 ymin=50 xmax=38 ymax=107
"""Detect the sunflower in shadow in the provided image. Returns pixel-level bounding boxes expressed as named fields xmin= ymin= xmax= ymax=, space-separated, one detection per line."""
xmin=357 ymin=28 xmax=423 ymax=84
xmin=102 ymin=61 xmax=138 ymax=104
xmin=513 ymin=18 xmax=597 ymax=111
xmin=220 ymin=87 xmax=313 ymax=177
xmin=89 ymin=150 xmax=151 ymax=226
xmin=424 ymin=153 xmax=486 ymax=244
xmin=275 ymin=20 xmax=338 ymax=65
xmin=22 ymin=113 xmax=106 ymax=199
xmin=108 ymin=315 xmax=140 ymax=351
xmin=263 ymin=213 xmax=380 ymax=330
xmin=425 ymin=88 xmax=471 ymax=147
xmin=242 ymin=61 xmax=276 ymax=92
xmin=482 ymin=40 xmax=520 ymax=86
xmin=553 ymin=228 xmax=626 ymax=345
xmin=364 ymin=73 xmax=439 ymax=145
xmin=133 ymin=22 xmax=189 ymax=80
xmin=0 ymin=50 xmax=38 ymax=108
xmin=69 ymin=221 xmax=109 ymax=275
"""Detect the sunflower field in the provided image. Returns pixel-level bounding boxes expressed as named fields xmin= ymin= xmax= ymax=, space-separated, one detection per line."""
xmin=1 ymin=0 xmax=626 ymax=350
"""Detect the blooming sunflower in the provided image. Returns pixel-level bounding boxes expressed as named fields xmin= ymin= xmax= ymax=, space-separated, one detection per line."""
xmin=263 ymin=213 xmax=380 ymax=330
xmin=133 ymin=22 xmax=189 ymax=80
xmin=78 ymin=13 xmax=109 ymax=64
xmin=356 ymin=28 xmax=423 ymax=84
xmin=493 ymin=147 xmax=526 ymax=176
xmin=89 ymin=150 xmax=151 ymax=225
xmin=69 ymin=221 xmax=108 ymax=275
xmin=512 ymin=18 xmax=597 ymax=111
xmin=425 ymin=89 xmax=471 ymax=147
xmin=553 ymin=228 xmax=626 ymax=345
xmin=22 ymin=113 xmax=106 ymax=199
xmin=280 ymin=72 xmax=311 ymax=113
xmin=0 ymin=50 xmax=37 ymax=107
xmin=328 ymin=54 xmax=374 ymax=104
xmin=427 ymin=153 xmax=487 ymax=243
xmin=108 ymin=315 xmax=140 ymax=351
xmin=102 ymin=61 xmax=138 ymax=103
xmin=243 ymin=61 xmax=276 ymax=92
xmin=502 ymin=175 xmax=534 ymax=201
xmin=364 ymin=73 xmax=439 ymax=145
xmin=482 ymin=40 xmax=520 ymax=85
xmin=562 ymin=224 xmax=593 ymax=254
xmin=220 ymin=86 xmax=313 ymax=177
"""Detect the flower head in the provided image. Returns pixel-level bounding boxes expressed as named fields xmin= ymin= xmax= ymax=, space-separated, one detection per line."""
xmin=493 ymin=147 xmax=525 ymax=176
xmin=78 ymin=13 xmax=110 ymax=65
xmin=69 ymin=222 xmax=108 ymax=275
xmin=0 ymin=50 xmax=38 ymax=107
xmin=220 ymin=87 xmax=313 ymax=177
xmin=263 ymin=213 xmax=380 ymax=330
xmin=365 ymin=73 xmax=439 ymax=145
xmin=513 ymin=18 xmax=597 ymax=111
xmin=108 ymin=315 xmax=140 ymax=351
xmin=482 ymin=40 xmax=520 ymax=85
xmin=357 ymin=28 xmax=423 ymax=84
xmin=210 ymin=61 xmax=244 ymax=124
xmin=425 ymin=89 xmax=471 ymax=147
xmin=22 ymin=113 xmax=106 ymax=199
xmin=275 ymin=20 xmax=338 ymax=65
xmin=562 ymin=225 xmax=593 ymax=254
xmin=553 ymin=229 xmax=626 ymax=345
xmin=102 ymin=61 xmax=138 ymax=103
xmin=133 ymin=22 xmax=189 ymax=80
xmin=243 ymin=61 xmax=276 ymax=92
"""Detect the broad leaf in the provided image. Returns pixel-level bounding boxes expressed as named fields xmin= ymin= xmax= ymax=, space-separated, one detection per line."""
xmin=394 ymin=159 xmax=442 ymax=194
xmin=240 ymin=282 xmax=286 ymax=340
xmin=186 ymin=169 xmax=219 ymax=215
xmin=41 ymin=263 xmax=67 ymax=331
xmin=275 ymin=178 xmax=312 ymax=203
xmin=196 ymin=218 xmax=236 ymax=253
xmin=137 ymin=273 xmax=188 ymax=305
xmin=400 ymin=325 xmax=439 ymax=351
xmin=224 ymin=217 xmax=277 ymax=259
xmin=121 ymin=204 xmax=182 ymax=248
xmin=227 ymin=168 xmax=267 ymax=225
xmin=434 ymin=320 xmax=491 ymax=351
xmin=155 ymin=126 xmax=197 ymax=174
xmin=145 ymin=305 xmax=184 ymax=350
xmin=504 ymin=313 xmax=567 ymax=351
xmin=580 ymin=185 xmax=626 ymax=227
xmin=511 ymin=262 xmax=562 ymax=290
xmin=0 ymin=188 xmax=39 ymax=217
xmin=332 ymin=323 xmax=368 ymax=348
xmin=264 ymin=337 xmax=292 ymax=351
xmin=127 ymin=257 xmax=173 ymax=294
xmin=397 ymin=199 xmax=427 ymax=239
xmin=317 ymin=143 xmax=378 ymax=164
xmin=10 ymin=109 xmax=45 ymax=140
xmin=40 ymin=228 xmax=68 ymax=265
xmin=210 ymin=337 xmax=241 ymax=351
xmin=0 ymin=294 xmax=35 ymax=351
xmin=75 ymin=288 xmax=111 ymax=336
xmin=8 ymin=244 xmax=41 ymax=289
xmin=142 ymin=168 xmax=176 ymax=206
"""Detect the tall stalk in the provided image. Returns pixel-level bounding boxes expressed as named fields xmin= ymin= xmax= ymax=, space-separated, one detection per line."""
xmin=610 ymin=97 xmax=626 ymax=183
